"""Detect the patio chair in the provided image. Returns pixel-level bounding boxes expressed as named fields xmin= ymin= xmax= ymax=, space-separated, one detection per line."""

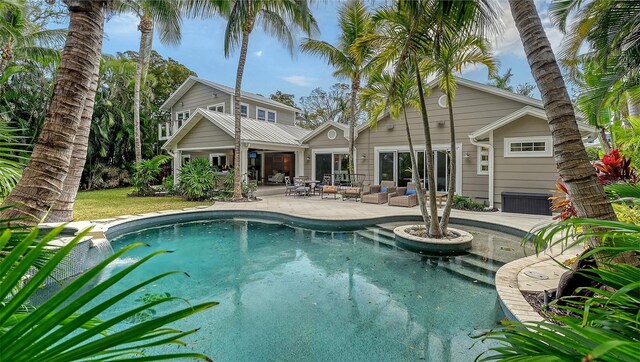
xmin=320 ymin=185 xmax=339 ymax=199
xmin=284 ymin=176 xmax=298 ymax=196
xmin=341 ymin=186 xmax=363 ymax=202
xmin=361 ymin=180 xmax=396 ymax=204
xmin=388 ymin=182 xmax=418 ymax=207
xmin=268 ymin=172 xmax=285 ymax=184
xmin=293 ymin=177 xmax=310 ymax=198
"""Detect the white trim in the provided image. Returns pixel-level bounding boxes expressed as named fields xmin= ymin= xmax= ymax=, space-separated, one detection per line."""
xmin=256 ymin=106 xmax=277 ymax=123
xmin=504 ymin=136 xmax=553 ymax=158
xmin=207 ymin=102 xmax=225 ymax=113
xmin=477 ymin=146 xmax=490 ymax=175
xmin=327 ymin=129 xmax=337 ymax=140
xmin=230 ymin=95 xmax=234 ymax=115
xmin=438 ymin=94 xmax=447 ymax=108
xmin=209 ymin=152 xmax=227 ymax=167
xmin=181 ymin=153 xmax=191 ymax=165
xmin=373 ymin=144 xmax=462 ymax=193
xmin=177 ymin=145 xmax=234 ymax=151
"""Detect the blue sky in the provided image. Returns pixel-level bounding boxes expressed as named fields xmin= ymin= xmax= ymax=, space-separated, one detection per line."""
xmin=101 ymin=0 xmax=562 ymax=101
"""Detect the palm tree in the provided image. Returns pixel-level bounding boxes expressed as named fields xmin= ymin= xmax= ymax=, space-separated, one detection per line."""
xmin=301 ymin=0 xmax=375 ymax=175
xmin=0 ymin=0 xmax=106 ymax=225
xmin=366 ymin=0 xmax=499 ymax=238
xmin=119 ymin=0 xmax=181 ymax=164
xmin=0 ymin=0 xmax=66 ymax=79
xmin=424 ymin=34 xmax=496 ymax=232
xmin=360 ymin=69 xmax=429 ymax=226
xmin=487 ymin=67 xmax=513 ymax=91
xmin=220 ymin=0 xmax=317 ymax=200
xmin=506 ymin=0 xmax=622 ymax=231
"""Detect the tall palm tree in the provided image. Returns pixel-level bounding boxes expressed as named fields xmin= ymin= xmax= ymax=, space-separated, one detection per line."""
xmin=301 ymin=0 xmax=375 ymax=174
xmin=360 ymin=69 xmax=430 ymax=226
xmin=424 ymin=34 xmax=496 ymax=232
xmin=119 ymin=0 xmax=182 ymax=163
xmin=366 ymin=0 xmax=499 ymax=238
xmin=0 ymin=0 xmax=106 ymax=225
xmin=221 ymin=0 xmax=317 ymax=200
xmin=507 ymin=0 xmax=620 ymax=227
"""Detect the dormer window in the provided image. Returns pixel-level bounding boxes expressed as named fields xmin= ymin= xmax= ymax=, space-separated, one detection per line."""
xmin=257 ymin=107 xmax=276 ymax=122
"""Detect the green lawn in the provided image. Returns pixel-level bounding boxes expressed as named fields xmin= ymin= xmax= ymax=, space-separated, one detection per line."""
xmin=73 ymin=187 xmax=211 ymax=221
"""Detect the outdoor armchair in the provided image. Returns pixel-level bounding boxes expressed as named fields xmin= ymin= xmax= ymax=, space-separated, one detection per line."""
xmin=388 ymin=182 xmax=418 ymax=207
xmin=361 ymin=180 xmax=396 ymax=204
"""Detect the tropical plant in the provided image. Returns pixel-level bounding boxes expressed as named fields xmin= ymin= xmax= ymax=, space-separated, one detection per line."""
xmin=118 ymin=0 xmax=183 ymax=164
xmin=364 ymin=0 xmax=499 ymax=238
xmin=478 ymin=217 xmax=640 ymax=361
xmin=132 ymin=154 xmax=171 ymax=195
xmin=178 ymin=158 xmax=216 ymax=201
xmin=487 ymin=67 xmax=513 ymax=91
xmin=451 ymin=195 xmax=485 ymax=211
xmin=219 ymin=0 xmax=317 ymax=200
xmin=422 ymin=32 xmax=496 ymax=231
xmin=0 ymin=223 xmax=217 ymax=360
xmin=0 ymin=119 xmax=28 ymax=197
xmin=0 ymin=0 xmax=106 ymax=225
xmin=301 ymin=0 xmax=375 ymax=175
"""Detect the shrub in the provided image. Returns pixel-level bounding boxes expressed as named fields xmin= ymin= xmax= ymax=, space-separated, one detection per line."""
xmin=178 ymin=158 xmax=216 ymax=201
xmin=132 ymin=155 xmax=171 ymax=195
xmin=452 ymin=195 xmax=484 ymax=211
xmin=161 ymin=176 xmax=175 ymax=194
xmin=84 ymin=162 xmax=131 ymax=190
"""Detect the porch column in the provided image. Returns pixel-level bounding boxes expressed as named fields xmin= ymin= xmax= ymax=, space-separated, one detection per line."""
xmin=240 ymin=143 xmax=249 ymax=182
xmin=295 ymin=150 xmax=305 ymax=177
xmin=173 ymin=150 xmax=182 ymax=185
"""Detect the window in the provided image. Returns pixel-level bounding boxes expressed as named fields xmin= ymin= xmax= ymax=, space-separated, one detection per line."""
xmin=209 ymin=153 xmax=227 ymax=168
xmin=504 ymin=136 xmax=553 ymax=157
xmin=477 ymin=146 xmax=489 ymax=175
xmin=181 ymin=154 xmax=191 ymax=165
xmin=176 ymin=111 xmax=190 ymax=129
xmin=207 ymin=103 xmax=224 ymax=113
xmin=158 ymin=123 xmax=169 ymax=140
xmin=256 ymin=107 xmax=276 ymax=122
xmin=240 ymin=103 xmax=249 ymax=117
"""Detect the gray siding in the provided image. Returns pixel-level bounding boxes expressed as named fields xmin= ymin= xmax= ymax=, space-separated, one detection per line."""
xmin=354 ymin=84 xmax=525 ymax=201
xmin=493 ymin=115 xmax=557 ymax=208
xmin=177 ymin=116 xmax=234 ymax=149
xmin=304 ymin=125 xmax=349 ymax=176
xmin=171 ymin=82 xmax=297 ymax=125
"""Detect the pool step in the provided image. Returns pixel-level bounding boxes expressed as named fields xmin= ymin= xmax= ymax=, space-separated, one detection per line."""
xmin=458 ymin=253 xmax=503 ymax=273
xmin=354 ymin=229 xmax=397 ymax=249
xmin=439 ymin=258 xmax=496 ymax=286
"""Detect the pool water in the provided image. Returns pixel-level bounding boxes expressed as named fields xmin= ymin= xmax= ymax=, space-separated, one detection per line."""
xmin=101 ymin=219 xmax=526 ymax=361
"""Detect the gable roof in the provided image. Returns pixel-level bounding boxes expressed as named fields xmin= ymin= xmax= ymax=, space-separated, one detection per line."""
xmin=159 ymin=76 xmax=300 ymax=113
xmin=162 ymin=109 xmax=310 ymax=150
xmin=469 ymin=106 xmax=597 ymax=139
xmin=300 ymin=121 xmax=349 ymax=143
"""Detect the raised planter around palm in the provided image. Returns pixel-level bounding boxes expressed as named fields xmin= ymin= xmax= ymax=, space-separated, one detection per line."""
xmin=393 ymin=225 xmax=473 ymax=254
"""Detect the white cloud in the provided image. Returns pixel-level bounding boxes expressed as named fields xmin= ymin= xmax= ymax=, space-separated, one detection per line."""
xmin=281 ymin=75 xmax=318 ymax=87
xmin=255 ymin=50 xmax=263 ymax=57
xmin=493 ymin=0 xmax=564 ymax=58
xmin=104 ymin=13 xmax=139 ymax=38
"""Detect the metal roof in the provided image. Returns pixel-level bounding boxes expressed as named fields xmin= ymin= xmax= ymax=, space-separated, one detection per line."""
xmin=163 ymin=109 xmax=311 ymax=150
xmin=159 ymin=76 xmax=300 ymax=113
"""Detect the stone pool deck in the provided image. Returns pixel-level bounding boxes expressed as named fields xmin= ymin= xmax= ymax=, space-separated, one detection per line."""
xmin=62 ymin=195 xmax=577 ymax=323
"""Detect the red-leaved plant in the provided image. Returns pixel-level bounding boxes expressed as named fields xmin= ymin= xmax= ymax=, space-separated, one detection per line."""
xmin=550 ymin=149 xmax=637 ymax=220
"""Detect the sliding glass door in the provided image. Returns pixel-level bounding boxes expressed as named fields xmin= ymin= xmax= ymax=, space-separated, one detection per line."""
xmin=315 ymin=153 xmax=332 ymax=182
xmin=377 ymin=148 xmax=452 ymax=191
xmin=315 ymin=152 xmax=349 ymax=182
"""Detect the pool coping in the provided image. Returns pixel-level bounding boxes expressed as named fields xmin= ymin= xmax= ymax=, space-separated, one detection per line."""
xmin=47 ymin=202 xmax=560 ymax=324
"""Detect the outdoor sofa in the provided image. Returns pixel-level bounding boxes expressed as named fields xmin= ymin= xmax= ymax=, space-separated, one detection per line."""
xmin=361 ymin=181 xmax=396 ymax=204
xmin=388 ymin=182 xmax=418 ymax=207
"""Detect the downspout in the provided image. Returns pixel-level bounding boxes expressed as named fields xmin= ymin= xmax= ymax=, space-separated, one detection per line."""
xmin=468 ymin=134 xmax=494 ymax=209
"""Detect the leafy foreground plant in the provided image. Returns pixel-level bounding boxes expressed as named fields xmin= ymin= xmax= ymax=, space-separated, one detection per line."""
xmin=478 ymin=218 xmax=640 ymax=361
xmin=0 ymin=225 xmax=217 ymax=361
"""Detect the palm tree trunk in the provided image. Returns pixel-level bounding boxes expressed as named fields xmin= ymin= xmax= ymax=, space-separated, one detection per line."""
xmin=232 ymin=30 xmax=250 ymax=200
xmin=348 ymin=77 xmax=358 ymax=175
xmin=0 ymin=0 xmax=105 ymax=225
xmin=415 ymin=59 xmax=443 ymax=238
xmin=509 ymin=0 xmax=638 ymax=267
xmin=133 ymin=16 xmax=153 ymax=164
xmin=45 ymin=60 xmax=101 ymax=222
xmin=440 ymin=88 xmax=456 ymax=232
xmin=403 ymin=107 xmax=429 ymax=227
xmin=508 ymin=0 xmax=616 ymax=225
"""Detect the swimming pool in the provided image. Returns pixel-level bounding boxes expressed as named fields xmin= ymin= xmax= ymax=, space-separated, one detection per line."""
xmin=101 ymin=218 xmax=528 ymax=361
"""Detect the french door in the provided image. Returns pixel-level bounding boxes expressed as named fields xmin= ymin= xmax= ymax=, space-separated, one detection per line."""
xmin=377 ymin=148 xmax=452 ymax=190
xmin=314 ymin=152 xmax=350 ymax=182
